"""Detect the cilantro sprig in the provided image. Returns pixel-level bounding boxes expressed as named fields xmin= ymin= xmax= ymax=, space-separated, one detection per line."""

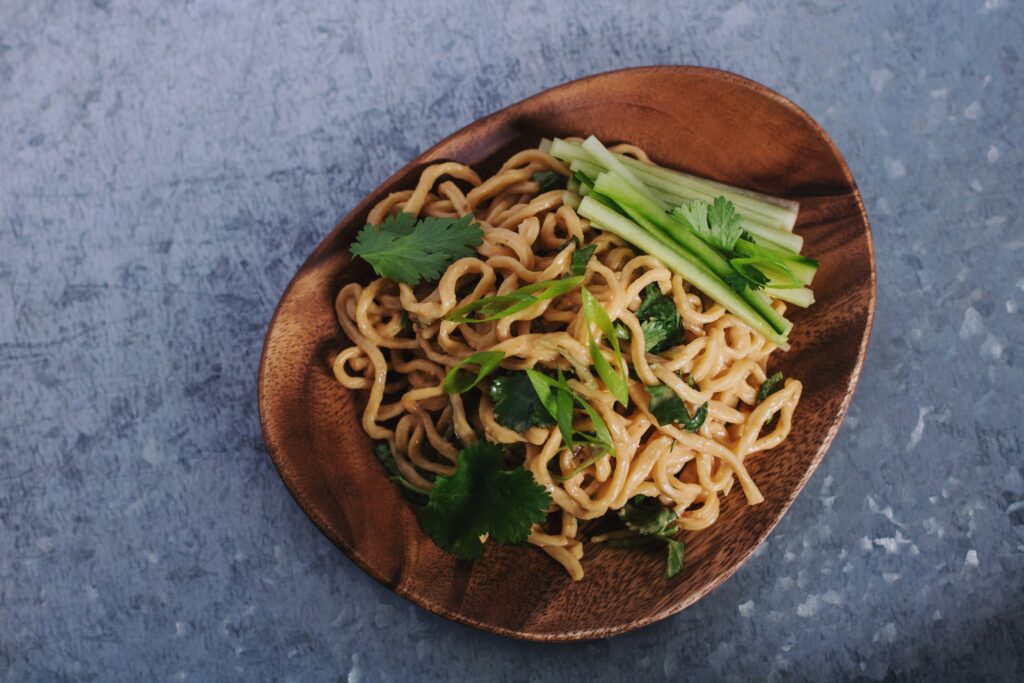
xmin=489 ymin=372 xmax=554 ymax=432
xmin=350 ymin=212 xmax=483 ymax=285
xmin=611 ymin=495 xmax=686 ymax=579
xmin=418 ymin=441 xmax=551 ymax=560
xmin=635 ymin=284 xmax=684 ymax=353
xmin=646 ymin=384 xmax=708 ymax=432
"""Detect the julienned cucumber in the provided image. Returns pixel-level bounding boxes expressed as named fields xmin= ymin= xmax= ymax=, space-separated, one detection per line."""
xmin=578 ymin=196 xmax=790 ymax=349
xmin=565 ymin=157 xmax=803 ymax=253
xmin=550 ymin=137 xmax=799 ymax=231
xmin=733 ymin=238 xmax=818 ymax=286
xmin=593 ymin=171 xmax=791 ymax=337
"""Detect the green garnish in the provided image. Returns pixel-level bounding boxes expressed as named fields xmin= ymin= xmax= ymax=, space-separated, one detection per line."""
xmin=724 ymin=259 xmax=769 ymax=293
xmin=525 ymin=369 xmax=614 ymax=455
xmin=445 ymin=276 xmax=584 ymax=323
xmin=570 ymin=243 xmax=598 ymax=277
xmin=635 ymin=283 xmax=684 ymax=353
xmin=673 ymin=196 xmax=744 ymax=253
xmin=532 ymin=170 xmax=566 ymax=192
xmin=613 ymin=495 xmax=686 ymax=579
xmin=581 ymin=287 xmax=629 ymax=406
xmin=350 ymin=212 xmax=483 ymax=285
xmin=489 ymin=372 xmax=554 ymax=432
xmin=646 ymin=384 xmax=708 ymax=432
xmin=756 ymin=371 xmax=785 ymax=404
xmin=443 ymin=351 xmax=505 ymax=395
xmin=373 ymin=442 xmax=429 ymax=501
xmin=418 ymin=441 xmax=551 ymax=560
xmin=756 ymin=371 xmax=785 ymax=426
xmin=665 ymin=539 xmax=686 ymax=578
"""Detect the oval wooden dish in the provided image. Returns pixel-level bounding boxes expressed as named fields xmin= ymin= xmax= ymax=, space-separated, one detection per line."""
xmin=258 ymin=66 xmax=875 ymax=640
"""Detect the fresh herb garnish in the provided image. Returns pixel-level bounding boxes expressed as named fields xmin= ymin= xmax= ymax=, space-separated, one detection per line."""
xmin=635 ymin=284 xmax=683 ymax=353
xmin=756 ymin=371 xmax=785 ymax=404
xmin=443 ymin=351 xmax=505 ymax=395
xmin=445 ymin=276 xmax=584 ymax=323
xmin=350 ymin=212 xmax=483 ymax=285
xmin=532 ymin=170 xmax=566 ymax=192
xmin=756 ymin=371 xmax=785 ymax=426
xmin=418 ymin=441 xmax=551 ymax=560
xmin=613 ymin=495 xmax=686 ymax=578
xmin=570 ymin=243 xmax=598 ymax=276
xmin=581 ymin=287 xmax=629 ymax=406
xmin=646 ymin=385 xmax=708 ymax=432
xmin=374 ymin=442 xmax=429 ymax=502
xmin=489 ymin=372 xmax=554 ymax=432
xmin=525 ymin=369 xmax=615 ymax=455
xmin=724 ymin=259 xmax=769 ymax=293
xmin=673 ymin=196 xmax=744 ymax=253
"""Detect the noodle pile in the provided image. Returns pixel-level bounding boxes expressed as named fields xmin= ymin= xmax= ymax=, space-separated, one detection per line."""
xmin=331 ymin=142 xmax=802 ymax=580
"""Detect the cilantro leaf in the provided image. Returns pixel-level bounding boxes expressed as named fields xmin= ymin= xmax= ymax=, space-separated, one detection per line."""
xmin=489 ymin=372 xmax=554 ymax=432
xmin=443 ymin=351 xmax=505 ymax=395
xmin=706 ymin=196 xmax=744 ymax=250
xmin=728 ymin=259 xmax=769 ymax=291
xmin=646 ymin=385 xmax=708 ymax=432
xmin=418 ymin=441 xmax=551 ymax=560
xmin=665 ymin=539 xmax=685 ymax=578
xmin=570 ymin=243 xmax=597 ymax=276
xmin=619 ymin=495 xmax=677 ymax=536
xmin=673 ymin=198 xmax=708 ymax=234
xmin=532 ymin=170 xmax=566 ymax=192
xmin=634 ymin=284 xmax=683 ymax=353
xmin=350 ymin=212 xmax=483 ymax=285
xmin=673 ymin=196 xmax=743 ymax=252
xmin=617 ymin=495 xmax=686 ymax=579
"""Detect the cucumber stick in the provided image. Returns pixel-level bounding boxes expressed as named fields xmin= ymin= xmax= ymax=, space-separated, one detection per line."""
xmin=593 ymin=172 xmax=791 ymax=336
xmin=550 ymin=137 xmax=799 ymax=230
xmin=578 ymin=196 xmax=790 ymax=349
xmin=565 ymin=157 xmax=803 ymax=253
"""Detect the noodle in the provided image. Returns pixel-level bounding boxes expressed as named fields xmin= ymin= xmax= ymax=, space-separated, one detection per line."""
xmin=332 ymin=143 xmax=803 ymax=580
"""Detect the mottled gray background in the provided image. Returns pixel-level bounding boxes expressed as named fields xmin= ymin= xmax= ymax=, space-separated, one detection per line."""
xmin=1 ymin=0 xmax=1022 ymax=681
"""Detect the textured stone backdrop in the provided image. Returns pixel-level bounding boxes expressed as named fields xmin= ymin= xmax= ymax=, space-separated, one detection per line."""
xmin=1 ymin=0 xmax=1022 ymax=680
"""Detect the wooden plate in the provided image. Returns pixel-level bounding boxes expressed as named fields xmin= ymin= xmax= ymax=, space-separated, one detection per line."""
xmin=258 ymin=66 xmax=875 ymax=640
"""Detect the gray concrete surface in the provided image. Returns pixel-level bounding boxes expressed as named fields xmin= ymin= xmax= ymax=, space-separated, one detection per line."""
xmin=1 ymin=0 xmax=1022 ymax=680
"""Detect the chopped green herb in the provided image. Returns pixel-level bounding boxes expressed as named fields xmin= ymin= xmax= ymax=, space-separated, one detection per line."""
xmin=613 ymin=320 xmax=631 ymax=341
xmin=757 ymin=371 xmax=785 ymax=404
xmin=350 ymin=212 xmax=483 ymax=285
xmin=756 ymin=371 xmax=785 ymax=426
xmin=445 ymin=276 xmax=584 ymax=323
xmin=672 ymin=196 xmax=744 ymax=253
xmin=635 ymin=284 xmax=683 ymax=353
xmin=646 ymin=384 xmax=707 ymax=432
xmin=525 ymin=369 xmax=615 ymax=455
xmin=418 ymin=441 xmax=551 ymax=560
xmin=581 ymin=287 xmax=629 ymax=406
xmin=443 ymin=351 xmax=505 ymax=395
xmin=664 ymin=539 xmax=685 ymax=578
xmin=532 ymin=170 xmax=566 ymax=192
xmin=619 ymin=495 xmax=677 ymax=536
xmin=616 ymin=495 xmax=686 ymax=579
xmin=489 ymin=372 xmax=554 ymax=432
xmin=570 ymin=243 xmax=598 ymax=276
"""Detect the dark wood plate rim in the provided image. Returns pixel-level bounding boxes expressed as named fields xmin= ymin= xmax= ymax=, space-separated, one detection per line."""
xmin=257 ymin=65 xmax=876 ymax=641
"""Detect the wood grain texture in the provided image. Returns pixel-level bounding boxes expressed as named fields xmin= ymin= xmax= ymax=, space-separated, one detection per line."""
xmin=257 ymin=66 xmax=876 ymax=641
